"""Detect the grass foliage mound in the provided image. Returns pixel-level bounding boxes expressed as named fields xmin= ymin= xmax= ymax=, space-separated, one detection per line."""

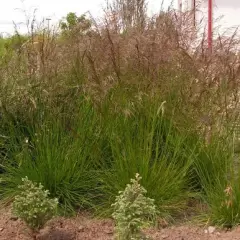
xmin=0 ymin=0 xmax=240 ymax=228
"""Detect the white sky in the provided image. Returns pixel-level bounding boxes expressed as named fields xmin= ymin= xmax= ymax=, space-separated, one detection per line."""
xmin=0 ymin=0 xmax=240 ymax=35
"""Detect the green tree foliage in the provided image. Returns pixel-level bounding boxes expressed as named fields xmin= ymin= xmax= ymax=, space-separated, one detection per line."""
xmin=0 ymin=33 xmax=28 ymax=57
xmin=0 ymin=36 xmax=6 ymax=56
xmin=60 ymin=12 xmax=92 ymax=35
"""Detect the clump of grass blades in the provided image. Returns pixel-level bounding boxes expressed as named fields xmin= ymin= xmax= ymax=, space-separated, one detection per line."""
xmin=192 ymin=134 xmax=237 ymax=226
xmin=204 ymin=179 xmax=240 ymax=228
xmin=96 ymin=99 xmax=197 ymax=219
xmin=0 ymin=99 xmax=102 ymax=214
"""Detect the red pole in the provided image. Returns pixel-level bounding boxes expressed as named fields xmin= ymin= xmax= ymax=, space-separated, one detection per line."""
xmin=208 ymin=0 xmax=213 ymax=53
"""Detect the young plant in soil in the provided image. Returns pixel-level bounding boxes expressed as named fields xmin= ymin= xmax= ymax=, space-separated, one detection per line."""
xmin=112 ymin=173 xmax=157 ymax=240
xmin=12 ymin=177 xmax=58 ymax=238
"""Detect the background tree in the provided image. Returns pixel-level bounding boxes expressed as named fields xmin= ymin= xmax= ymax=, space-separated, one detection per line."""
xmin=60 ymin=12 xmax=92 ymax=36
xmin=112 ymin=0 xmax=147 ymax=30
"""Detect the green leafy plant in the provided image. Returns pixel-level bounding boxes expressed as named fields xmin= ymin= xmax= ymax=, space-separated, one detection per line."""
xmin=112 ymin=173 xmax=157 ymax=240
xmin=12 ymin=177 xmax=58 ymax=231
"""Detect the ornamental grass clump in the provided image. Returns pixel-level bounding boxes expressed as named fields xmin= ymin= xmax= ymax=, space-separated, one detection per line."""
xmin=13 ymin=177 xmax=58 ymax=231
xmin=112 ymin=173 xmax=157 ymax=240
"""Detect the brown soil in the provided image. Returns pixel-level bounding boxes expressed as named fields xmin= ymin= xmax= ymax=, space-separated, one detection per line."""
xmin=1 ymin=209 xmax=240 ymax=240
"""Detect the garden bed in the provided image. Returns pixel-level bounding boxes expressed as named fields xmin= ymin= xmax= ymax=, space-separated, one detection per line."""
xmin=1 ymin=208 xmax=240 ymax=240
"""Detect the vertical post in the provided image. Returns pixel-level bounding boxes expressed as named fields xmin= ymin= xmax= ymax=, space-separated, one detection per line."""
xmin=192 ymin=0 xmax=196 ymax=27
xmin=178 ymin=0 xmax=182 ymax=12
xmin=208 ymin=0 xmax=213 ymax=53
xmin=46 ymin=18 xmax=51 ymax=33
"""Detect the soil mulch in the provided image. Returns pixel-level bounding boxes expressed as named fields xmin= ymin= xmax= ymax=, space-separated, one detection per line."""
xmin=1 ymin=209 xmax=240 ymax=240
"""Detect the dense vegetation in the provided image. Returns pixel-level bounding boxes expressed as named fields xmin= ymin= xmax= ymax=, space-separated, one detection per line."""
xmin=1 ymin=0 xmax=240 ymax=229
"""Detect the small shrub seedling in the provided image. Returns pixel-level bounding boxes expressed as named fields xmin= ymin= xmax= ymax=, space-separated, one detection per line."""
xmin=112 ymin=173 xmax=157 ymax=240
xmin=13 ymin=177 xmax=58 ymax=231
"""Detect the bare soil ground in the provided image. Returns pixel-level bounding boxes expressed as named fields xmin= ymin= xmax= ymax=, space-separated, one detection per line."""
xmin=1 ymin=209 xmax=240 ymax=240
